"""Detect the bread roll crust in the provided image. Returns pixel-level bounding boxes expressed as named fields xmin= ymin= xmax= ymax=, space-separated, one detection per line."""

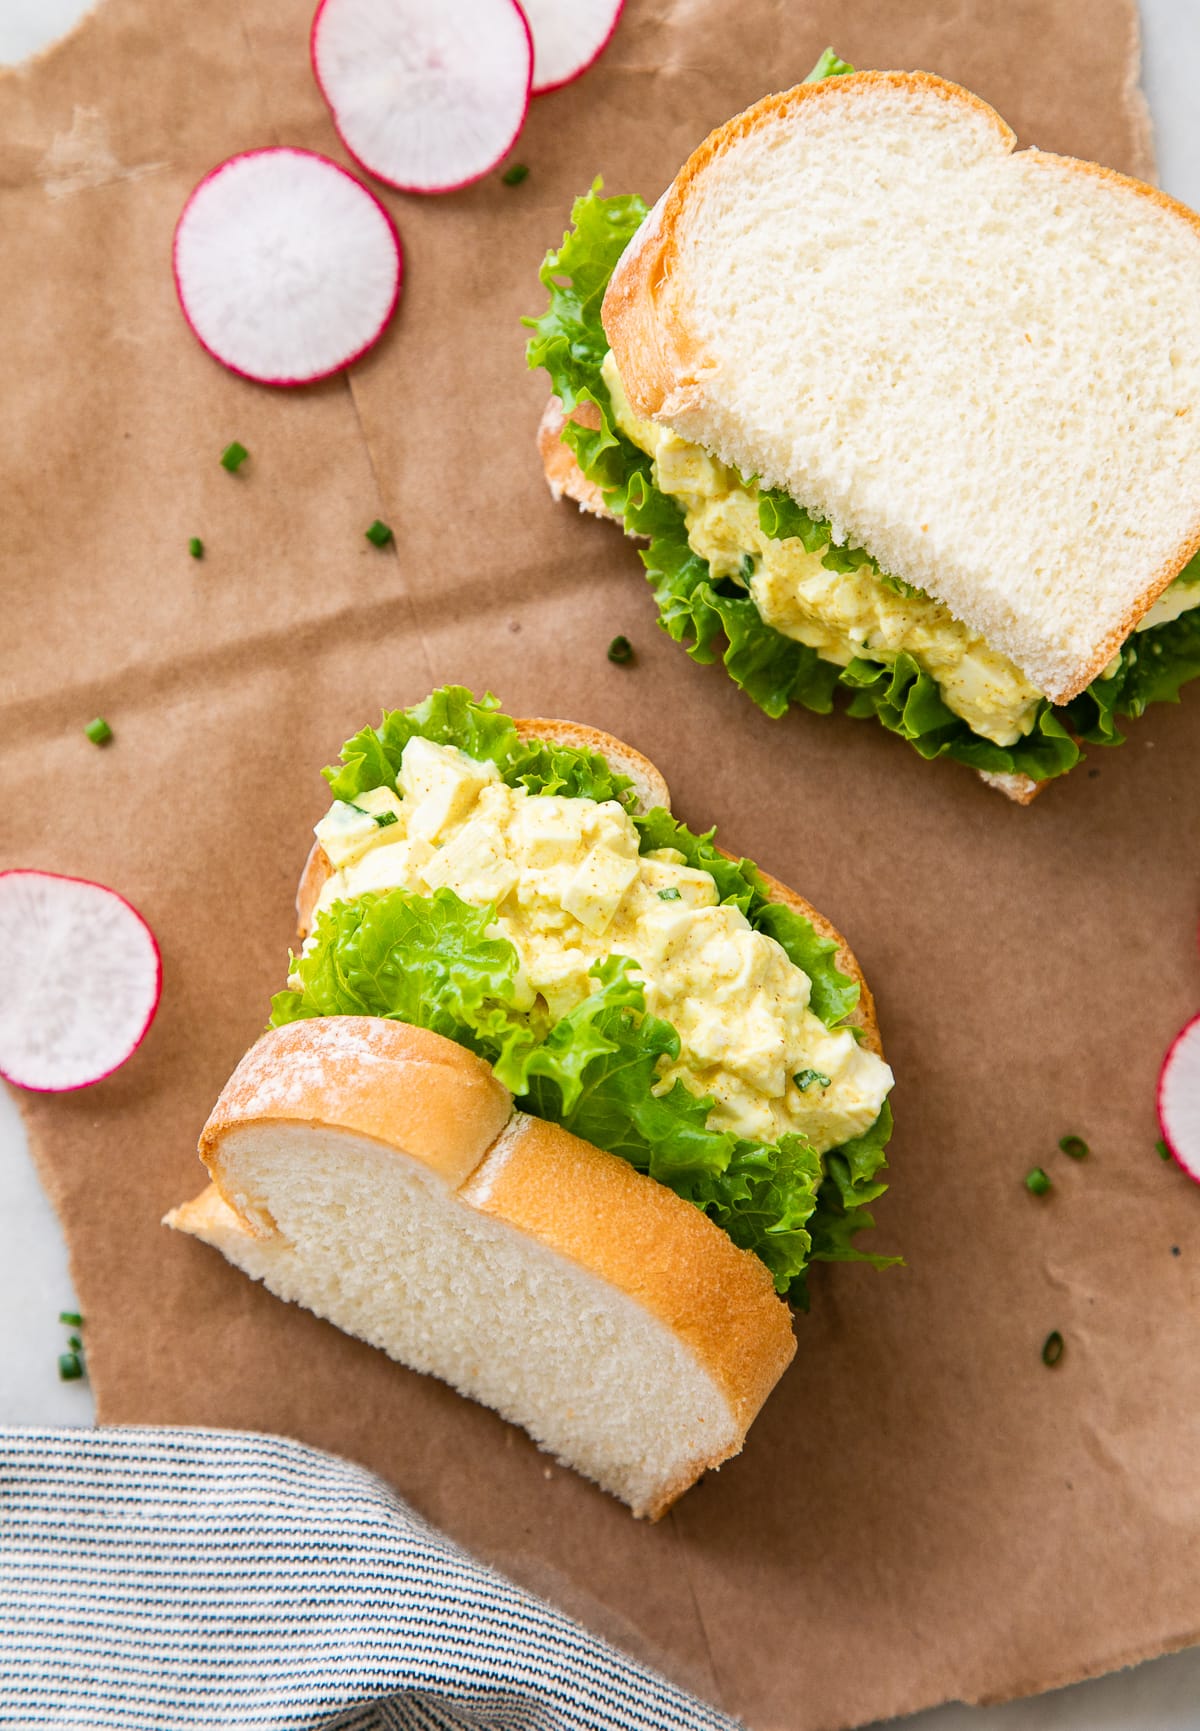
xmin=601 ymin=70 xmax=1200 ymax=703
xmin=536 ymin=396 xmax=613 ymax=519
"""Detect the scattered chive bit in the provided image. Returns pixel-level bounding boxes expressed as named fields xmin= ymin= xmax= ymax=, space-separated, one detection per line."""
xmin=1041 ymin=1330 xmax=1065 ymax=1368
xmin=365 ymin=519 xmax=394 ymax=547
xmin=188 ymin=536 xmax=204 ymax=559
xmin=607 ymin=634 xmax=634 ymax=665
xmin=84 ymin=717 xmax=113 ymax=746
xmin=220 ymin=440 xmax=249 ymax=472
xmin=794 ymin=1068 xmax=832 ymax=1092
xmin=1157 ymin=1138 xmax=1172 ymax=1161
xmin=501 ymin=162 xmax=530 ymax=186
xmin=57 ymin=1309 xmax=85 ymax=1382
xmin=1025 ymin=1167 xmax=1052 ymax=1196
xmin=373 ymin=811 xmax=399 ymax=829
xmin=1059 ymin=1135 xmax=1089 ymax=1160
xmin=739 ymin=554 xmax=755 ymax=580
xmin=657 ymin=887 xmax=682 ymax=901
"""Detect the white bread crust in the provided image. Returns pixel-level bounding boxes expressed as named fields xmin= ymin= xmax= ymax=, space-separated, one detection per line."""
xmin=602 ymin=71 xmax=1200 ymax=703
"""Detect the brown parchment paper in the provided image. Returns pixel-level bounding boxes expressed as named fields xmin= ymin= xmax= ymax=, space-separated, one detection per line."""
xmin=3 ymin=3 xmax=1197 ymax=1727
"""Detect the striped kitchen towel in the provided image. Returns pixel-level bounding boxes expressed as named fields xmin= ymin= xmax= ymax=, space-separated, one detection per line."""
xmin=0 ymin=1428 xmax=737 ymax=1731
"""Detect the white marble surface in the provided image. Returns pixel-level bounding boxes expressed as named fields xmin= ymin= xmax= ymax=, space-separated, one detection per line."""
xmin=3 ymin=1 xmax=1199 ymax=1723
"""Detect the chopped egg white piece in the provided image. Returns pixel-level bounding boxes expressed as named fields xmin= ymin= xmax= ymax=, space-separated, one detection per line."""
xmin=1137 ymin=581 xmax=1200 ymax=632
xmin=398 ymin=736 xmax=499 ymax=842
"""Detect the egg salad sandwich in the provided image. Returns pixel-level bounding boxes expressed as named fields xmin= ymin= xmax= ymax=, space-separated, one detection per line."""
xmin=166 ymin=687 xmax=895 ymax=1516
xmin=527 ymin=51 xmax=1200 ymax=801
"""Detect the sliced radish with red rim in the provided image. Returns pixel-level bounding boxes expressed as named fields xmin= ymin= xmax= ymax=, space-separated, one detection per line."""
xmin=311 ymin=0 xmax=532 ymax=194
xmin=174 ymin=148 xmax=402 ymax=385
xmin=1160 ymin=1012 xmax=1200 ymax=1185
xmin=0 ymin=871 xmax=162 ymax=1093
xmin=523 ymin=0 xmax=625 ymax=96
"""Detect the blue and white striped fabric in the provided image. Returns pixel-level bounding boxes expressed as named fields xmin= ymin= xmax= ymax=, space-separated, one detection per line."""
xmin=0 ymin=1428 xmax=737 ymax=1731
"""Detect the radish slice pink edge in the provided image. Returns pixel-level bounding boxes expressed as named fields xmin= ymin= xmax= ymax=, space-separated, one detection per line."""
xmin=311 ymin=0 xmax=532 ymax=195
xmin=0 ymin=870 xmax=162 ymax=1094
xmin=523 ymin=0 xmax=625 ymax=96
xmin=1158 ymin=1011 xmax=1200 ymax=1184
xmin=174 ymin=148 xmax=403 ymax=386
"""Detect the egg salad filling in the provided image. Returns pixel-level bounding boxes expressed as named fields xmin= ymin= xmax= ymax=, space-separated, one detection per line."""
xmin=600 ymin=353 xmax=1044 ymax=750
xmin=527 ymin=177 xmax=1200 ymax=786
xmin=271 ymin=688 xmax=897 ymax=1299
xmin=307 ymin=735 xmax=892 ymax=1154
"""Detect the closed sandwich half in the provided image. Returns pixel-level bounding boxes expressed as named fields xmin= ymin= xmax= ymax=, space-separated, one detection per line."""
xmin=167 ymin=687 xmax=896 ymax=1516
xmin=528 ymin=52 xmax=1200 ymax=800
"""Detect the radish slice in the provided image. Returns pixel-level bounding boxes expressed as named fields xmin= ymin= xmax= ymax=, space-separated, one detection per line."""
xmin=523 ymin=0 xmax=625 ymax=95
xmin=1159 ymin=1012 xmax=1200 ymax=1184
xmin=311 ymin=0 xmax=533 ymax=194
xmin=173 ymin=149 xmax=402 ymax=386
xmin=0 ymin=871 xmax=162 ymax=1093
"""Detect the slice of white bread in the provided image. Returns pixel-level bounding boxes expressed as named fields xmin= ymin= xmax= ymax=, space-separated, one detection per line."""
xmin=165 ymin=1016 xmax=797 ymax=1518
xmin=169 ymin=719 xmax=884 ymax=1513
xmin=602 ymin=71 xmax=1200 ymax=705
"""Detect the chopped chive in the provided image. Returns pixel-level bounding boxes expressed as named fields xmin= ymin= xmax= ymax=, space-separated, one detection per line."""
xmin=607 ymin=634 xmax=634 ymax=665
xmin=794 ymin=1068 xmax=832 ymax=1092
xmin=1157 ymin=1138 xmax=1172 ymax=1161
xmin=373 ymin=811 xmax=399 ymax=829
xmin=59 ymin=1311 xmax=83 ymax=1328
xmin=220 ymin=441 xmax=248 ymax=472
xmin=501 ymin=163 xmax=530 ymax=186
xmin=365 ymin=519 xmax=394 ymax=547
xmin=657 ymin=887 xmax=682 ymax=901
xmin=84 ymin=717 xmax=113 ymax=746
xmin=1059 ymin=1135 xmax=1089 ymax=1160
xmin=67 ymin=1334 xmax=83 ymax=1352
xmin=1041 ymin=1330 xmax=1065 ymax=1367
xmin=739 ymin=554 xmax=755 ymax=581
xmin=1025 ymin=1167 xmax=1052 ymax=1195
xmin=188 ymin=536 xmax=204 ymax=559
xmin=58 ymin=1352 xmax=84 ymax=1382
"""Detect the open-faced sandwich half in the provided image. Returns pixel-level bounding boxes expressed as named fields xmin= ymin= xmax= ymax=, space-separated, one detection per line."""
xmin=528 ymin=52 xmax=1200 ymax=801
xmin=167 ymin=687 xmax=896 ymax=1516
